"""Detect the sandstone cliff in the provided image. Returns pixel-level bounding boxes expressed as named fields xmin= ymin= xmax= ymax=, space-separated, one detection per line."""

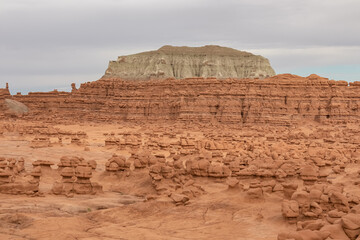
xmin=10 ymin=74 xmax=360 ymax=125
xmin=103 ymin=45 xmax=276 ymax=80
xmin=0 ymin=85 xmax=11 ymax=117
xmin=0 ymin=84 xmax=10 ymax=100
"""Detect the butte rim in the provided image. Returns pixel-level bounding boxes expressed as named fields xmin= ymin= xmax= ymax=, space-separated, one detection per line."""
xmin=103 ymin=45 xmax=276 ymax=80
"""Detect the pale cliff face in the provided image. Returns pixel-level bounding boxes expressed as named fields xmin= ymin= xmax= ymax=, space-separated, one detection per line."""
xmin=103 ymin=45 xmax=276 ymax=80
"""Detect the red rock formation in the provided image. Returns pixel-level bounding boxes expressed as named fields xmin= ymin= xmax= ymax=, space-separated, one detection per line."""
xmin=0 ymin=84 xmax=11 ymax=117
xmin=8 ymin=74 xmax=360 ymax=125
xmin=0 ymin=157 xmax=40 ymax=195
xmin=52 ymin=157 xmax=102 ymax=196
xmin=0 ymin=85 xmax=10 ymax=100
xmin=58 ymin=156 xmax=96 ymax=170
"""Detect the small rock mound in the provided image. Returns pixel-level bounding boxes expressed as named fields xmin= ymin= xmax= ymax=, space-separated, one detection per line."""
xmin=3 ymin=99 xmax=29 ymax=116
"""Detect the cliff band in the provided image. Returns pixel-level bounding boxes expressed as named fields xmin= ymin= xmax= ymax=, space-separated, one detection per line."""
xmin=9 ymin=74 xmax=360 ymax=125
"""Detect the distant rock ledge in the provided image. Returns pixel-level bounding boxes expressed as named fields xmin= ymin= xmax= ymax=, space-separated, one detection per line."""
xmin=103 ymin=45 xmax=276 ymax=80
xmin=4 ymin=74 xmax=360 ymax=125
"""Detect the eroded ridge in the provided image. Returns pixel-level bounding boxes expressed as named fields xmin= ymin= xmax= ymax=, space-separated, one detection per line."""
xmin=5 ymin=74 xmax=360 ymax=125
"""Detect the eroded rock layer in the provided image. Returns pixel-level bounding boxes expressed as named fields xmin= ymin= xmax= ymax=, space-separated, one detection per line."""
xmin=104 ymin=45 xmax=276 ymax=79
xmin=0 ymin=87 xmax=10 ymax=100
xmin=10 ymin=74 xmax=360 ymax=125
xmin=0 ymin=86 xmax=11 ymax=117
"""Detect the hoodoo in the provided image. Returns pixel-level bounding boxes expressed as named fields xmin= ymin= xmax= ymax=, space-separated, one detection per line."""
xmin=103 ymin=45 xmax=276 ymax=80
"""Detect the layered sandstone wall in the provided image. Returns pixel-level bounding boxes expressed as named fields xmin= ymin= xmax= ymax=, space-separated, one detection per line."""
xmin=104 ymin=45 xmax=276 ymax=80
xmin=0 ymin=86 xmax=11 ymax=117
xmin=11 ymin=74 xmax=360 ymax=125
xmin=0 ymin=87 xmax=10 ymax=100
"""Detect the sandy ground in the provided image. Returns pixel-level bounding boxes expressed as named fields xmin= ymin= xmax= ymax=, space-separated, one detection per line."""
xmin=0 ymin=120 xmax=359 ymax=240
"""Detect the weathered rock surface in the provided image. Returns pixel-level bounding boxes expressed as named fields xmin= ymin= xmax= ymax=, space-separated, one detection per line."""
xmin=0 ymin=85 xmax=12 ymax=117
xmin=10 ymin=74 xmax=360 ymax=125
xmin=3 ymin=99 xmax=29 ymax=116
xmin=0 ymin=85 xmax=10 ymax=100
xmin=104 ymin=45 xmax=276 ymax=80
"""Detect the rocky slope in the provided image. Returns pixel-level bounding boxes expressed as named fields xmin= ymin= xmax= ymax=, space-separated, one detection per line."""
xmin=103 ymin=45 xmax=276 ymax=79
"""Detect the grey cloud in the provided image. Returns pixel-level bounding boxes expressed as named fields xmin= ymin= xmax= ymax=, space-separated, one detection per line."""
xmin=2 ymin=0 xmax=359 ymax=48
xmin=249 ymin=46 xmax=360 ymax=70
xmin=1 ymin=0 xmax=359 ymax=93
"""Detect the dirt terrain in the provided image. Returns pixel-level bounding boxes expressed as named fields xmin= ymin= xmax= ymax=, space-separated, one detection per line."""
xmin=1 ymin=46 xmax=360 ymax=239
xmin=0 ymin=119 xmax=359 ymax=240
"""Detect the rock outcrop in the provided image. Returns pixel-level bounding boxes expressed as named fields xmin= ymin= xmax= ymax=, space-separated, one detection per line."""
xmin=52 ymin=156 xmax=101 ymax=196
xmin=0 ymin=84 xmax=12 ymax=117
xmin=2 ymin=99 xmax=29 ymax=116
xmin=10 ymin=74 xmax=360 ymax=125
xmin=104 ymin=45 xmax=276 ymax=80
xmin=0 ymin=84 xmax=10 ymax=100
xmin=0 ymin=157 xmax=39 ymax=195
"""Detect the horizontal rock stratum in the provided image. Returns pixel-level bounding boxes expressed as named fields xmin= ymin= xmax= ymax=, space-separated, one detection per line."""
xmin=7 ymin=74 xmax=360 ymax=125
xmin=103 ymin=45 xmax=276 ymax=79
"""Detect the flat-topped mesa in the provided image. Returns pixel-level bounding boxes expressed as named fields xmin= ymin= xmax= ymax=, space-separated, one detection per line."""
xmin=103 ymin=45 xmax=276 ymax=80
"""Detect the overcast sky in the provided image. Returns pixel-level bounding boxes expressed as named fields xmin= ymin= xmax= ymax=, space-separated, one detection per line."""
xmin=1 ymin=0 xmax=359 ymax=94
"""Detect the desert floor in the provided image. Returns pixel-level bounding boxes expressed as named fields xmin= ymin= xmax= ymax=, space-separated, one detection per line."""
xmin=0 ymin=120 xmax=359 ymax=240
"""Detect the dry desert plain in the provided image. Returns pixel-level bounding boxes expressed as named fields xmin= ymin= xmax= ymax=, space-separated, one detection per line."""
xmin=0 ymin=119 xmax=360 ymax=240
